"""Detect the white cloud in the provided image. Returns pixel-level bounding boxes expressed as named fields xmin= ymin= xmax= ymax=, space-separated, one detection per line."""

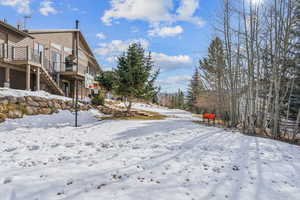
xmin=95 ymin=38 xmax=193 ymax=72
xmin=96 ymin=33 xmax=106 ymax=40
xmin=101 ymin=0 xmax=204 ymax=28
xmin=158 ymin=75 xmax=191 ymax=84
xmin=176 ymin=0 xmax=204 ymax=26
xmin=101 ymin=0 xmax=173 ymax=26
xmin=95 ymin=38 xmax=149 ymax=57
xmin=152 ymin=52 xmax=192 ymax=71
xmin=0 ymin=0 xmax=31 ymax=14
xmin=39 ymin=0 xmax=57 ymax=16
xmin=149 ymin=25 xmax=183 ymax=37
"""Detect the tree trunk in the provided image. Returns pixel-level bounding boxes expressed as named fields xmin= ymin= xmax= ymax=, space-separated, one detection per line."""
xmin=126 ymin=101 xmax=132 ymax=113
xmin=293 ymin=108 xmax=300 ymax=142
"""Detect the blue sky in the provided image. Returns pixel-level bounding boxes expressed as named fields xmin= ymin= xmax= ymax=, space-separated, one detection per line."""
xmin=0 ymin=0 xmax=220 ymax=92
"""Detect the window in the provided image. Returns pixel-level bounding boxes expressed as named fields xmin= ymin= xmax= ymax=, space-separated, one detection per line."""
xmin=34 ymin=42 xmax=44 ymax=56
xmin=51 ymin=51 xmax=61 ymax=72
xmin=65 ymin=56 xmax=74 ymax=71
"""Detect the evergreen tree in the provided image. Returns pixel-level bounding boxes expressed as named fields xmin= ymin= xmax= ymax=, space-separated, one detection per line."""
xmin=97 ymin=71 xmax=116 ymax=95
xmin=170 ymin=95 xmax=177 ymax=109
xmin=199 ymin=37 xmax=226 ymax=115
xmin=169 ymin=90 xmax=184 ymax=109
xmin=114 ymin=43 xmax=160 ymax=111
xmin=187 ymin=68 xmax=203 ymax=112
xmin=177 ymin=89 xmax=185 ymax=109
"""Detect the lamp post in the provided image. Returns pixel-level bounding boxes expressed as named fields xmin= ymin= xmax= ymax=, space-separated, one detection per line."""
xmin=75 ymin=20 xmax=80 ymax=127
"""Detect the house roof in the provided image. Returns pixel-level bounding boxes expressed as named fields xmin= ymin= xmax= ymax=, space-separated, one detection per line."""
xmin=27 ymin=29 xmax=101 ymax=71
xmin=0 ymin=20 xmax=34 ymax=39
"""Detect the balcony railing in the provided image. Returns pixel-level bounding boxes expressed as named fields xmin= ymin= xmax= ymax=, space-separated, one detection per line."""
xmin=0 ymin=43 xmax=42 ymax=64
xmin=1 ymin=43 xmax=96 ymax=84
xmin=60 ymin=63 xmax=87 ymax=76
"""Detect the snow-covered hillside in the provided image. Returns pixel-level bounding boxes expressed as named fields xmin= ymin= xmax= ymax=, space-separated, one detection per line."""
xmin=0 ymin=105 xmax=299 ymax=200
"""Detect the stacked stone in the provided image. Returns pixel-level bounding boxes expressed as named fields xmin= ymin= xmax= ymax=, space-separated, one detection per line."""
xmin=0 ymin=96 xmax=90 ymax=123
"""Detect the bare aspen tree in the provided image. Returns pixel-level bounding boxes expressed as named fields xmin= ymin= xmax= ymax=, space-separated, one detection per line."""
xmin=293 ymin=0 xmax=300 ymax=140
xmin=198 ymin=0 xmax=297 ymax=139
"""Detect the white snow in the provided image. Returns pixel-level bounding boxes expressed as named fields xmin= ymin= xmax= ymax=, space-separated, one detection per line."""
xmin=0 ymin=88 xmax=71 ymax=101
xmin=0 ymin=106 xmax=300 ymax=200
xmin=0 ymin=109 xmax=106 ymax=132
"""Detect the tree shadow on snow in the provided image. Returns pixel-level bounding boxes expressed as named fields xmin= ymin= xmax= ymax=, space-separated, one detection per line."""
xmin=113 ymin=119 xmax=206 ymax=141
xmin=0 ymin=111 xmax=103 ymax=132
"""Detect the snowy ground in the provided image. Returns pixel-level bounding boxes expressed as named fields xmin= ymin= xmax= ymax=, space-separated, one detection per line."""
xmin=0 ymin=88 xmax=90 ymax=103
xmin=0 ymin=88 xmax=71 ymax=101
xmin=0 ymin=105 xmax=300 ymax=200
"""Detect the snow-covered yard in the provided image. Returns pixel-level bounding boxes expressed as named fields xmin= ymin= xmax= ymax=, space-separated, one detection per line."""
xmin=0 ymin=105 xmax=300 ymax=200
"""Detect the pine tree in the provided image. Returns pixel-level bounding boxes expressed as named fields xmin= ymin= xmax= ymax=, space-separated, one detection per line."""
xmin=170 ymin=90 xmax=185 ymax=109
xmin=199 ymin=37 xmax=226 ymax=116
xmin=177 ymin=89 xmax=185 ymax=109
xmin=114 ymin=43 xmax=160 ymax=111
xmin=97 ymin=71 xmax=116 ymax=95
xmin=187 ymin=68 xmax=203 ymax=112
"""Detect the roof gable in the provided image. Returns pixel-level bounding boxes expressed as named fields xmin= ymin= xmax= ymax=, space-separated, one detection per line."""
xmin=0 ymin=21 xmax=34 ymax=39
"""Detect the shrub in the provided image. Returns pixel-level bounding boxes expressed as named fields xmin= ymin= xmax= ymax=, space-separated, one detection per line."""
xmin=91 ymin=93 xmax=105 ymax=106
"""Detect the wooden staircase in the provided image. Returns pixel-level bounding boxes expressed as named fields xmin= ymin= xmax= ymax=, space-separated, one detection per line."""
xmin=40 ymin=67 xmax=65 ymax=96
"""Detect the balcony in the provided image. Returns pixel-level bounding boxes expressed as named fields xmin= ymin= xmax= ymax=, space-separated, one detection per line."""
xmin=0 ymin=43 xmax=42 ymax=66
xmin=0 ymin=43 xmax=96 ymax=84
xmin=59 ymin=62 xmax=88 ymax=80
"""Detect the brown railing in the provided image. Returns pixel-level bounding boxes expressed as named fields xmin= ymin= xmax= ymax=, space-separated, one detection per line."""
xmin=1 ymin=43 xmax=95 ymax=82
xmin=60 ymin=62 xmax=87 ymax=76
xmin=0 ymin=43 xmax=42 ymax=64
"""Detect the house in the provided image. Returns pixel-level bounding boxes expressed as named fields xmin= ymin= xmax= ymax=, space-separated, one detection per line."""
xmin=0 ymin=20 xmax=101 ymax=98
xmin=0 ymin=20 xmax=38 ymax=91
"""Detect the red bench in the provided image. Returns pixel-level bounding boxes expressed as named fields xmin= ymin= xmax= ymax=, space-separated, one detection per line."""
xmin=203 ymin=113 xmax=216 ymax=124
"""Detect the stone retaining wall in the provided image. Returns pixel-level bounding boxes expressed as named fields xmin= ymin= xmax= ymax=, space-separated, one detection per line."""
xmin=0 ymin=96 xmax=91 ymax=123
xmin=96 ymin=105 xmax=154 ymax=118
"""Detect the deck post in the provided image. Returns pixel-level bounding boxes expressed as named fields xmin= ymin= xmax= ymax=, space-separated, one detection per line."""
xmin=26 ymin=46 xmax=30 ymax=61
xmin=26 ymin=64 xmax=31 ymax=90
xmin=11 ymin=46 xmax=15 ymax=60
xmin=4 ymin=67 xmax=10 ymax=88
xmin=36 ymin=67 xmax=40 ymax=91
xmin=40 ymin=51 xmax=44 ymax=66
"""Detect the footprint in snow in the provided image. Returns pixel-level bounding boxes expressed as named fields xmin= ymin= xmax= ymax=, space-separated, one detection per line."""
xmin=64 ymin=143 xmax=75 ymax=148
xmin=212 ymin=167 xmax=221 ymax=173
xmin=84 ymin=142 xmax=94 ymax=146
xmin=232 ymin=165 xmax=240 ymax=171
xmin=97 ymin=183 xmax=107 ymax=189
xmin=58 ymin=156 xmax=71 ymax=161
xmin=50 ymin=143 xmax=60 ymax=148
xmin=27 ymin=145 xmax=40 ymax=151
xmin=3 ymin=177 xmax=12 ymax=184
xmin=66 ymin=179 xmax=73 ymax=185
xmin=4 ymin=147 xmax=17 ymax=152
xmin=57 ymin=191 xmax=64 ymax=196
